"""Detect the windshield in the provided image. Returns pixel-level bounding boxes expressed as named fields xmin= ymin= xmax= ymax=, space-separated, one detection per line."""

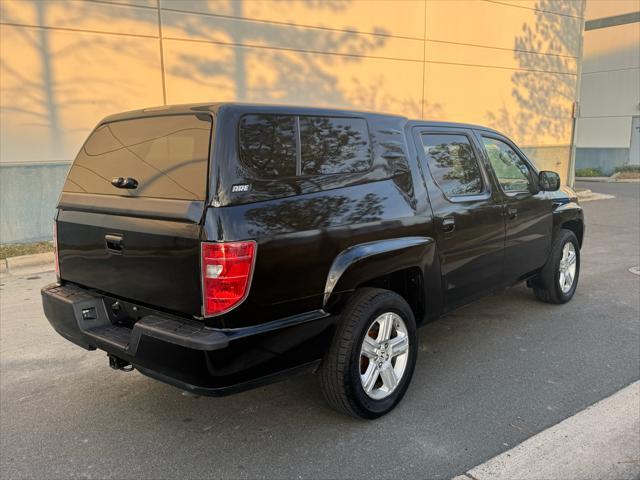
xmin=64 ymin=114 xmax=212 ymax=200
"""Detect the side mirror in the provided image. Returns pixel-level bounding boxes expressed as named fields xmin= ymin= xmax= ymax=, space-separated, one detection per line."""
xmin=538 ymin=171 xmax=560 ymax=191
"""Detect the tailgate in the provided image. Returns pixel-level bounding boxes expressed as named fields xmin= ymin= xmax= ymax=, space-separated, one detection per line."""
xmin=57 ymin=196 xmax=204 ymax=316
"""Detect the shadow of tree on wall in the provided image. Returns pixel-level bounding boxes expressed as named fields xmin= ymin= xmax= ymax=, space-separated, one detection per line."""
xmin=485 ymin=0 xmax=582 ymax=147
xmin=163 ymin=0 xmax=436 ymax=117
xmin=0 ymin=1 xmax=161 ymax=159
xmin=350 ymin=75 xmax=442 ymax=119
xmin=1 ymin=0 xmax=437 ymax=166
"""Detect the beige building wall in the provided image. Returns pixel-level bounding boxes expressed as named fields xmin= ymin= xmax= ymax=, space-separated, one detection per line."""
xmin=0 ymin=0 xmax=584 ymax=242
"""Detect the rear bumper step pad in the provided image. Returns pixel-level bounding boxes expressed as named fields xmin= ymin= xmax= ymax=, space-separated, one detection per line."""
xmin=42 ymin=283 xmax=229 ymax=355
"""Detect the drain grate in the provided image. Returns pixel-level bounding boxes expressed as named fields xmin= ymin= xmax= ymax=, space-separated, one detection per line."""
xmin=629 ymin=266 xmax=640 ymax=276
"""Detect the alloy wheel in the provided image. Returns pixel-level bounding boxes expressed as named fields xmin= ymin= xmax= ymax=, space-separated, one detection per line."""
xmin=558 ymin=242 xmax=577 ymax=293
xmin=359 ymin=312 xmax=410 ymax=400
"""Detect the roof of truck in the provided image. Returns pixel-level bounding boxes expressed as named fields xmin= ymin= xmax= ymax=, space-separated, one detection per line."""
xmin=100 ymin=102 xmax=503 ymax=135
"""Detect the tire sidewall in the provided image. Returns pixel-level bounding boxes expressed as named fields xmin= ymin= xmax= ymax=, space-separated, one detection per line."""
xmin=346 ymin=299 xmax=417 ymax=418
xmin=553 ymin=232 xmax=580 ymax=302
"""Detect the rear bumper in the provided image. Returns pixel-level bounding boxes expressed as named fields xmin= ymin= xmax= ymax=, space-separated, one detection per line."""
xmin=42 ymin=283 xmax=334 ymax=396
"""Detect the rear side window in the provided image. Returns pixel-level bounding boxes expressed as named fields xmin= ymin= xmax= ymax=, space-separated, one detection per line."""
xmin=300 ymin=116 xmax=370 ymax=175
xmin=420 ymin=133 xmax=484 ymax=197
xmin=238 ymin=114 xmax=297 ymax=178
xmin=238 ymin=114 xmax=371 ymax=179
xmin=64 ymin=114 xmax=212 ymax=200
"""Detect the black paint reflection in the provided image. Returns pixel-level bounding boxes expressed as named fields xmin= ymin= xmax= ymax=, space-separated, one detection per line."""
xmin=245 ymin=192 xmax=386 ymax=236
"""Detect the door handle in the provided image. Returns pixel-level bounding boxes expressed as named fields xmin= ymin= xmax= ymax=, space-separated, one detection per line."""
xmin=105 ymin=234 xmax=123 ymax=252
xmin=441 ymin=217 xmax=456 ymax=233
xmin=507 ymin=207 xmax=518 ymax=219
xmin=111 ymin=177 xmax=138 ymax=189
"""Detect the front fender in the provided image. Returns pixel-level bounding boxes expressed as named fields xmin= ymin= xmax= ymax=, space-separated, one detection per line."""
xmin=323 ymin=236 xmax=434 ymax=307
xmin=553 ymin=201 xmax=585 ymax=246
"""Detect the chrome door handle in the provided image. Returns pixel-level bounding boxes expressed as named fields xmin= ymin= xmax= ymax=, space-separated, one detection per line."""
xmin=507 ymin=207 xmax=518 ymax=219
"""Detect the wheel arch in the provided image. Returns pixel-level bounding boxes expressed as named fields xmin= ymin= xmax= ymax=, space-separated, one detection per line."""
xmin=553 ymin=202 xmax=584 ymax=248
xmin=323 ymin=237 xmax=435 ymax=324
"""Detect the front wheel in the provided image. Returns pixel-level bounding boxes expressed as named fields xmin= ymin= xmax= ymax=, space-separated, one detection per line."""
xmin=533 ymin=229 xmax=580 ymax=304
xmin=319 ymin=288 xmax=418 ymax=419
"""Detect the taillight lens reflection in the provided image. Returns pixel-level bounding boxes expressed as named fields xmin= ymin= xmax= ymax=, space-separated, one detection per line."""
xmin=201 ymin=241 xmax=256 ymax=316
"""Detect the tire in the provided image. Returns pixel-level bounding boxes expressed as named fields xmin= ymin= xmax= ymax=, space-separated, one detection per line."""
xmin=319 ymin=288 xmax=418 ymax=419
xmin=533 ymin=229 xmax=580 ymax=304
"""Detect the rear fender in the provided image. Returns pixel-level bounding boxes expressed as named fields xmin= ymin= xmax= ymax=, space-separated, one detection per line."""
xmin=323 ymin=236 xmax=434 ymax=307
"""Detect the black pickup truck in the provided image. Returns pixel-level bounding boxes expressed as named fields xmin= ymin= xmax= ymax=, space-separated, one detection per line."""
xmin=42 ymin=103 xmax=584 ymax=418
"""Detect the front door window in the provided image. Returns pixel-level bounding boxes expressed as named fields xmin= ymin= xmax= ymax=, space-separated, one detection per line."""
xmin=482 ymin=137 xmax=532 ymax=193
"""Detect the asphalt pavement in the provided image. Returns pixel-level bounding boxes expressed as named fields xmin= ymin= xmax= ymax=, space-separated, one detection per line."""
xmin=1 ymin=181 xmax=639 ymax=479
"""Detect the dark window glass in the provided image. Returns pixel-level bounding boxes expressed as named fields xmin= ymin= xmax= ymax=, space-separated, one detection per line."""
xmin=421 ymin=134 xmax=484 ymax=197
xmin=482 ymin=137 xmax=532 ymax=192
xmin=300 ymin=116 xmax=370 ymax=175
xmin=239 ymin=114 xmax=297 ymax=178
xmin=63 ymin=114 xmax=212 ymax=200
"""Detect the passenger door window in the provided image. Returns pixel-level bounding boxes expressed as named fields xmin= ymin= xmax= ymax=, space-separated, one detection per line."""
xmin=482 ymin=137 xmax=532 ymax=193
xmin=420 ymin=134 xmax=485 ymax=198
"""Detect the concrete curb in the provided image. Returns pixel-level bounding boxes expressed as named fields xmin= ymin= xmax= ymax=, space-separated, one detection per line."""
xmin=576 ymin=177 xmax=640 ymax=183
xmin=576 ymin=188 xmax=615 ymax=202
xmin=1 ymin=252 xmax=55 ymax=276
xmin=453 ymin=381 xmax=640 ymax=480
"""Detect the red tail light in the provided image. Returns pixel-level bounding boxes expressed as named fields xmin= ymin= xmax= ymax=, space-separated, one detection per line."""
xmin=53 ymin=221 xmax=60 ymax=280
xmin=201 ymin=241 xmax=256 ymax=316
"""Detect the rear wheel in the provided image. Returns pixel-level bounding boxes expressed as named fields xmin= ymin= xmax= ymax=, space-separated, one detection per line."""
xmin=533 ymin=229 xmax=580 ymax=304
xmin=319 ymin=288 xmax=417 ymax=419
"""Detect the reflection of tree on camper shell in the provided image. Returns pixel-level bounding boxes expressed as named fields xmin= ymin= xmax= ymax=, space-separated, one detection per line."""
xmin=239 ymin=114 xmax=378 ymax=181
xmin=245 ymin=192 xmax=386 ymax=236
xmin=486 ymin=0 xmax=582 ymax=145
xmin=239 ymin=114 xmax=298 ymax=177
xmin=300 ymin=116 xmax=369 ymax=174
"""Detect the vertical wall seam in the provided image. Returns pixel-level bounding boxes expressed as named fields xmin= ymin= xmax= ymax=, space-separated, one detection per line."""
xmin=568 ymin=0 xmax=587 ymax=187
xmin=421 ymin=0 xmax=427 ymax=119
xmin=157 ymin=0 xmax=167 ymax=105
